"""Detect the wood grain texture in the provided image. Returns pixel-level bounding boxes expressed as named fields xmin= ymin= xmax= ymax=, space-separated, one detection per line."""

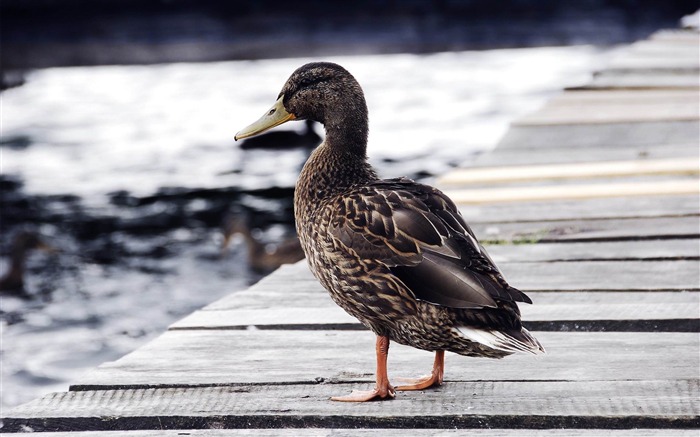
xmin=497 ymin=121 xmax=700 ymax=149
xmin=650 ymin=29 xmax=700 ymax=43
xmin=514 ymin=103 xmax=699 ymax=125
xmin=6 ymin=430 xmax=700 ymax=437
xmin=437 ymin=158 xmax=699 ymax=185
xmin=582 ymin=73 xmax=700 ymax=89
xmin=201 ymin=259 xmax=700 ymax=315
xmin=4 ymin=380 xmax=698 ymax=432
xmin=455 ymin=194 xmax=699 ymax=222
xmin=546 ymin=90 xmax=699 ymax=106
xmin=194 ymin=286 xmax=700 ymax=317
xmin=461 ymin=143 xmax=698 ymax=169
xmin=69 ymin=331 xmax=699 ymax=389
xmin=483 ymin=239 xmax=700 ymax=262
xmin=169 ymin=298 xmax=700 ymax=331
xmin=469 ymin=215 xmax=700 ymax=242
xmin=442 ymin=179 xmax=700 ymax=204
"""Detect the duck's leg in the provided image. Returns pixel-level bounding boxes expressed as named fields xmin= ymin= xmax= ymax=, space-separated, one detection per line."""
xmin=331 ymin=335 xmax=395 ymax=402
xmin=395 ymin=350 xmax=445 ymax=391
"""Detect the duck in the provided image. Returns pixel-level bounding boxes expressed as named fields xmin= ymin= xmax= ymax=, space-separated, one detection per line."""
xmin=235 ymin=62 xmax=544 ymax=402
xmin=0 ymin=230 xmax=53 ymax=295
xmin=220 ymin=213 xmax=305 ymax=273
xmin=238 ymin=119 xmax=321 ymax=150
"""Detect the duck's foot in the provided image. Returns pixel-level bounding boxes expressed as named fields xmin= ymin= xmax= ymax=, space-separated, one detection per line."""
xmin=395 ymin=350 xmax=445 ymax=391
xmin=331 ymin=335 xmax=396 ymax=402
xmin=331 ymin=386 xmax=396 ymax=402
xmin=395 ymin=373 xmax=441 ymax=391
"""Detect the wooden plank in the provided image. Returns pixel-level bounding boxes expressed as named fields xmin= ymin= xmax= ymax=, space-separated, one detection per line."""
xmin=651 ymin=29 xmax=700 ymax=43
xmin=484 ymin=239 xmax=700 ymax=261
xmin=5 ymin=380 xmax=697 ymax=432
xmin=463 ymin=143 xmax=698 ymax=168
xmin=67 ymin=331 xmax=700 ymax=390
xmin=437 ymin=158 xmax=699 ymax=185
xmin=605 ymin=55 xmax=699 ymax=72
xmin=170 ymin=292 xmax=699 ymax=330
xmin=456 ymin=194 xmax=699 ymax=223
xmin=211 ymin=256 xmax=700 ymax=299
xmin=582 ymin=72 xmax=700 ymax=89
xmin=513 ymin=102 xmax=699 ymax=125
xmin=203 ymin=263 xmax=700 ymax=311
xmin=8 ymin=430 xmax=700 ymax=437
xmin=468 ymin=215 xmax=700 ymax=242
xmin=498 ymin=260 xmax=699 ymax=291
xmin=497 ymin=121 xmax=700 ymax=149
xmin=203 ymin=261 xmax=699 ymax=312
xmin=545 ymin=89 xmax=699 ymax=106
xmin=442 ymin=179 xmax=699 ymax=204
xmin=628 ymin=40 xmax=700 ymax=55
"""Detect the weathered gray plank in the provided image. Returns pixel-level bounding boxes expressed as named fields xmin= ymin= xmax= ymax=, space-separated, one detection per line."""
xmin=202 ymin=259 xmax=700 ymax=311
xmin=484 ymin=239 xmax=700 ymax=262
xmin=5 ymin=380 xmax=698 ymax=432
xmin=454 ymin=194 xmax=699 ymax=222
xmin=497 ymin=121 xmax=700 ymax=149
xmin=171 ymin=300 xmax=699 ymax=330
xmin=582 ymin=72 xmax=700 ymax=89
xmin=469 ymin=215 xmax=700 ymax=243
xmin=498 ymin=260 xmax=699 ymax=291
xmin=514 ymin=102 xmax=699 ymax=125
xmin=438 ymin=159 xmax=699 ymax=187
xmin=6 ymin=430 xmax=699 ymax=437
xmin=514 ymin=88 xmax=700 ymax=126
xmin=70 ymin=331 xmax=699 ymax=389
xmin=650 ymin=29 xmax=700 ymax=43
xmin=204 ymin=259 xmax=700 ymax=315
xmin=460 ymin=143 xmax=698 ymax=168
xmin=277 ymin=256 xmax=700 ymax=292
xmin=203 ymin=283 xmax=699 ymax=315
xmin=545 ymin=90 xmax=699 ymax=109
xmin=605 ymin=55 xmax=700 ymax=73
xmin=443 ymin=179 xmax=699 ymax=204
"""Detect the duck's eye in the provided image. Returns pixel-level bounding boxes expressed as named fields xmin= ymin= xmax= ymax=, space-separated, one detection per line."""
xmin=299 ymin=76 xmax=323 ymax=89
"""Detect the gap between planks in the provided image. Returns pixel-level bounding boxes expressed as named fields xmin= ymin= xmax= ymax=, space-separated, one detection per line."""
xmin=7 ymin=430 xmax=700 ymax=437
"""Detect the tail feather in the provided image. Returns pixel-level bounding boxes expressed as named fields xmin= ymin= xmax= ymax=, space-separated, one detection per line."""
xmin=457 ymin=326 xmax=545 ymax=355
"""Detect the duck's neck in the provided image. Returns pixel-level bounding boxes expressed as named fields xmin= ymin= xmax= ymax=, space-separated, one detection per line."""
xmin=294 ymin=89 xmax=376 ymax=219
xmin=323 ymin=107 xmax=369 ymax=157
xmin=295 ymin=135 xmax=377 ymax=224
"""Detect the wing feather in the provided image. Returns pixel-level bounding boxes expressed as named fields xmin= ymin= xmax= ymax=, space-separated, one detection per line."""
xmin=327 ymin=178 xmax=532 ymax=309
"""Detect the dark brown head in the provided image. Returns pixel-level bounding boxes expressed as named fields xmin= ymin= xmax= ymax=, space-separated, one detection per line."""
xmin=235 ymin=62 xmax=369 ymax=154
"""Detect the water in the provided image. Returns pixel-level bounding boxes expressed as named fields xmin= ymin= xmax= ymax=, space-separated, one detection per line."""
xmin=0 ymin=46 xmax=604 ymax=409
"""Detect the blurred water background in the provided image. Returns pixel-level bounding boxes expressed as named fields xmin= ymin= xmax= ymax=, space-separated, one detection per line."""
xmin=1 ymin=0 xmax=697 ymax=410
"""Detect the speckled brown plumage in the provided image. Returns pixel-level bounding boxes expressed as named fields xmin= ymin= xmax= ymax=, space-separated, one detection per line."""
xmin=236 ymin=62 xmax=544 ymax=402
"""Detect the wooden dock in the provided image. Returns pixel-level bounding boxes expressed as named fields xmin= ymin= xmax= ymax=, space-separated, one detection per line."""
xmin=3 ymin=25 xmax=699 ymax=435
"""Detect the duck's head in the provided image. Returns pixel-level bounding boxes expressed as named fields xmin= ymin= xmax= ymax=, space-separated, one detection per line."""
xmin=235 ymin=62 xmax=368 ymax=150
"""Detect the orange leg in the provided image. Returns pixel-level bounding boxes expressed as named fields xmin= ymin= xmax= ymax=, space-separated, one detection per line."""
xmin=395 ymin=350 xmax=445 ymax=391
xmin=331 ymin=335 xmax=396 ymax=402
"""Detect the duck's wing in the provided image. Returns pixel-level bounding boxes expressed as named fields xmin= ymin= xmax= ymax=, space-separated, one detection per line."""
xmin=328 ymin=178 xmax=531 ymax=309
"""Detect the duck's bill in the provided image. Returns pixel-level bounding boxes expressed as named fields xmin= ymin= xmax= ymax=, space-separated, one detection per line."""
xmin=235 ymin=96 xmax=296 ymax=140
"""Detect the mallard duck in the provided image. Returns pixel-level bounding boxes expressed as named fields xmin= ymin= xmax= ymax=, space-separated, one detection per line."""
xmin=0 ymin=230 xmax=53 ymax=295
xmin=235 ymin=62 xmax=544 ymax=402
xmin=220 ymin=213 xmax=305 ymax=273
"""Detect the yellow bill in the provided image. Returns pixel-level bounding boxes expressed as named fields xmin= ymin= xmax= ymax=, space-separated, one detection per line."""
xmin=235 ymin=96 xmax=296 ymax=140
